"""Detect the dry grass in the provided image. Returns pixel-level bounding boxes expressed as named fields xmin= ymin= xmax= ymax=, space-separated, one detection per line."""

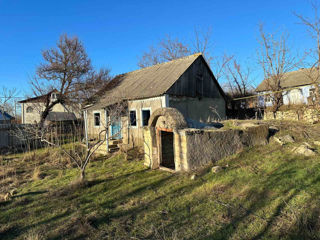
xmin=1 ymin=122 xmax=320 ymax=239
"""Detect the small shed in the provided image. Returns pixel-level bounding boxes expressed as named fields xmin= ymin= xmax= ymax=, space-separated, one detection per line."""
xmin=144 ymin=108 xmax=269 ymax=172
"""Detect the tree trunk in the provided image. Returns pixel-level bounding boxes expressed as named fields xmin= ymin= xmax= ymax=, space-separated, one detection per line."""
xmin=80 ymin=169 xmax=85 ymax=181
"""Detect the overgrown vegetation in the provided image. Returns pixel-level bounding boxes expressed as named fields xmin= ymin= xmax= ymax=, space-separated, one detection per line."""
xmin=1 ymin=122 xmax=320 ymax=239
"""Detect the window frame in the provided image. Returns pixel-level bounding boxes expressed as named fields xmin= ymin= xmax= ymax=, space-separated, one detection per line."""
xmin=141 ymin=108 xmax=151 ymax=127
xmin=26 ymin=106 xmax=33 ymax=113
xmin=93 ymin=111 xmax=101 ymax=127
xmin=129 ymin=109 xmax=137 ymax=128
xmin=265 ymin=94 xmax=272 ymax=103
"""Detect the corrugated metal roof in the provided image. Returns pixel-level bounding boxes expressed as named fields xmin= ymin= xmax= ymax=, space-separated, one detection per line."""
xmin=87 ymin=53 xmax=202 ymax=109
xmin=256 ymin=68 xmax=319 ymax=92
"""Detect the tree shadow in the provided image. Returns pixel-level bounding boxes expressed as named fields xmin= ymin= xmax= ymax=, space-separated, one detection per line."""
xmin=12 ymin=190 xmax=48 ymax=199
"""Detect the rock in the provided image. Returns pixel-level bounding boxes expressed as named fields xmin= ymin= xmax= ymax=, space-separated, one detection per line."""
xmin=269 ymin=126 xmax=279 ymax=132
xmin=274 ymin=135 xmax=295 ymax=145
xmin=211 ymin=166 xmax=223 ymax=173
xmin=0 ymin=193 xmax=10 ymax=201
xmin=190 ymin=174 xmax=197 ymax=180
xmin=9 ymin=189 xmax=17 ymax=196
xmin=292 ymin=144 xmax=316 ymax=157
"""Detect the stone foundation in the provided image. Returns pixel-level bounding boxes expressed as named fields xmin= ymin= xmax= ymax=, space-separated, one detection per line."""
xmin=264 ymin=108 xmax=320 ymax=123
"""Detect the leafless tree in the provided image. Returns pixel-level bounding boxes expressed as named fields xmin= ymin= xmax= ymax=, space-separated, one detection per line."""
xmin=13 ymin=95 xmax=127 ymax=181
xmin=193 ymin=27 xmax=213 ymax=64
xmin=258 ymin=24 xmax=297 ymax=117
xmin=138 ymin=28 xmax=215 ymax=68
xmin=0 ymin=87 xmax=18 ymax=115
xmin=224 ymin=59 xmax=254 ymax=98
xmin=76 ymin=68 xmax=112 ymax=102
xmin=138 ymin=35 xmax=191 ymax=68
xmin=13 ymin=34 xmax=114 ymax=181
xmin=295 ymin=2 xmax=320 ymax=110
xmin=31 ymin=34 xmax=111 ymax=129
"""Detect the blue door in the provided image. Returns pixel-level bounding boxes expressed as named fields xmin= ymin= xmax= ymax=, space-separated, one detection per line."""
xmin=111 ymin=119 xmax=122 ymax=139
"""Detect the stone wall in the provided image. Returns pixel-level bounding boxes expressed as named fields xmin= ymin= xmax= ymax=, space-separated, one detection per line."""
xmin=144 ymin=123 xmax=269 ymax=172
xmin=184 ymin=125 xmax=269 ymax=170
xmin=264 ymin=108 xmax=320 ymax=123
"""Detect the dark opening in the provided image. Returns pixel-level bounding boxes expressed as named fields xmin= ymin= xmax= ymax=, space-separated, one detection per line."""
xmin=129 ymin=110 xmax=137 ymax=126
xmin=160 ymin=131 xmax=175 ymax=170
xmin=94 ymin=112 xmax=100 ymax=126
xmin=142 ymin=109 xmax=151 ymax=126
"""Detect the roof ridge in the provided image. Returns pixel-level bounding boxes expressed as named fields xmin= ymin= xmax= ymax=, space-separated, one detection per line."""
xmin=116 ymin=53 xmax=202 ymax=77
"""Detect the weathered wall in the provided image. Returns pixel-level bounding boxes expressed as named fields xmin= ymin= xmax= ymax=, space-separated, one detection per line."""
xmin=145 ymin=124 xmax=269 ymax=172
xmin=264 ymin=108 xmax=320 ymax=123
xmin=86 ymin=108 xmax=107 ymax=139
xmin=169 ymin=96 xmax=226 ymax=122
xmin=143 ymin=126 xmax=188 ymax=171
xmin=185 ymin=125 xmax=269 ymax=170
xmin=125 ymin=96 xmax=167 ymax=146
xmin=166 ymin=56 xmax=224 ymax=99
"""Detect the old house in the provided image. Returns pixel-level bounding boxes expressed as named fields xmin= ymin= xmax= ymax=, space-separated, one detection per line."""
xmin=19 ymin=90 xmax=79 ymax=124
xmin=83 ymin=53 xmax=227 ymax=151
xmin=256 ymin=68 xmax=318 ymax=107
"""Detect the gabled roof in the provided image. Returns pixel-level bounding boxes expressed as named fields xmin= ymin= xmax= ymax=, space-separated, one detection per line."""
xmin=256 ymin=68 xmax=318 ymax=92
xmin=87 ymin=53 xmax=223 ymax=109
xmin=19 ymin=90 xmax=57 ymax=103
xmin=0 ymin=110 xmax=14 ymax=121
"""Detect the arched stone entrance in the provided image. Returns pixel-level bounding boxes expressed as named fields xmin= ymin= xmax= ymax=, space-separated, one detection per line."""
xmin=144 ymin=108 xmax=188 ymax=170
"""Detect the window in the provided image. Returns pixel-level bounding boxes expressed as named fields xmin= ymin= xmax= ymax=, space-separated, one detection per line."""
xmin=141 ymin=109 xmax=151 ymax=126
xmin=94 ymin=112 xmax=100 ymax=126
xmin=265 ymin=94 xmax=272 ymax=103
xmin=129 ymin=110 xmax=137 ymax=127
xmin=51 ymin=93 xmax=57 ymax=99
xmin=310 ymin=88 xmax=316 ymax=98
xmin=26 ymin=106 xmax=33 ymax=113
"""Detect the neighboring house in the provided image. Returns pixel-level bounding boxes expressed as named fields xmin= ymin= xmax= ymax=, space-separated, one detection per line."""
xmin=0 ymin=110 xmax=14 ymax=124
xmin=256 ymin=68 xmax=317 ymax=107
xmin=84 ymin=53 xmax=227 ymax=147
xmin=19 ymin=90 xmax=79 ymax=124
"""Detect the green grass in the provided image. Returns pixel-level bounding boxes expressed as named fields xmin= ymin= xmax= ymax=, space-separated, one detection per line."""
xmin=1 ymin=140 xmax=320 ymax=239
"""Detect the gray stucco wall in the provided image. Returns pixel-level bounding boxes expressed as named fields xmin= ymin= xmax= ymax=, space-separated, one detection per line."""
xmin=185 ymin=125 xmax=269 ymax=170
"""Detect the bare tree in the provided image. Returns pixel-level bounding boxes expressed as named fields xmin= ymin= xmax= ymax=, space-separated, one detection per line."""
xmin=138 ymin=36 xmax=191 ymax=68
xmin=138 ymin=28 xmax=214 ymax=68
xmin=224 ymin=59 xmax=254 ymax=98
xmin=193 ymin=27 xmax=213 ymax=64
xmin=31 ymin=34 xmax=111 ymax=129
xmin=0 ymin=87 xmax=17 ymax=115
xmin=76 ymin=68 xmax=112 ymax=102
xmin=258 ymin=24 xmax=297 ymax=117
xmin=295 ymin=2 xmax=320 ymax=110
xmin=14 ymin=34 xmax=114 ymax=181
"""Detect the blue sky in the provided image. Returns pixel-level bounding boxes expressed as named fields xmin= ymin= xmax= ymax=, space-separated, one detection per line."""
xmin=0 ymin=0 xmax=315 ymax=97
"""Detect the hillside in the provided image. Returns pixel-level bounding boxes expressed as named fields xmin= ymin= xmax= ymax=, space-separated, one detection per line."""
xmin=1 ymin=121 xmax=320 ymax=239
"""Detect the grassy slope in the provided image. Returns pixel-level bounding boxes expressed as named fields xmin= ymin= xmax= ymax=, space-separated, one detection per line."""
xmin=1 ymin=128 xmax=320 ymax=239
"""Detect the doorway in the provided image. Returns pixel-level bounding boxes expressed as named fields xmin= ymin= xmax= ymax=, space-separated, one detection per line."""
xmin=111 ymin=118 xmax=122 ymax=140
xmin=159 ymin=130 xmax=175 ymax=170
